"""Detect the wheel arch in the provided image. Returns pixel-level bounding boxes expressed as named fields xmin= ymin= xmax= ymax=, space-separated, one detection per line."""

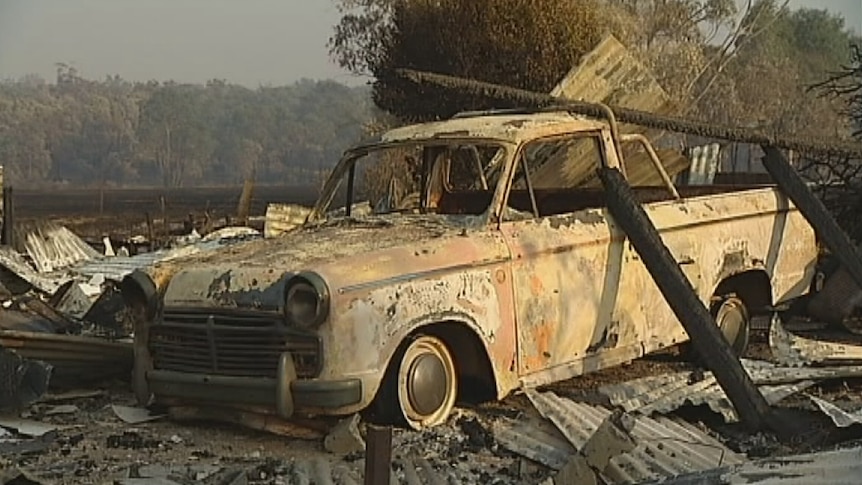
xmin=711 ymin=269 xmax=773 ymax=316
xmin=377 ymin=315 xmax=501 ymax=405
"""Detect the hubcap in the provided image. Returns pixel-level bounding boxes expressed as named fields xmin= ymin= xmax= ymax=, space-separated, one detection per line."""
xmin=716 ymin=298 xmax=747 ymax=353
xmin=407 ymin=352 xmax=447 ymax=416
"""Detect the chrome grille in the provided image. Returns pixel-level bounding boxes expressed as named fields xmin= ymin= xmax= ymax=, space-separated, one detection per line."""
xmin=150 ymin=308 xmax=321 ymax=378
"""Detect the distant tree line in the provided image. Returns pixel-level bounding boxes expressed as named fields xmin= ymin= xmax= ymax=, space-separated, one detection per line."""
xmin=3 ymin=0 xmax=859 ymax=196
xmin=0 ymin=66 xmax=374 ymax=189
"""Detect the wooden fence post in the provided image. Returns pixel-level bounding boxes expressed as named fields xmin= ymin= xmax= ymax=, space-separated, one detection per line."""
xmin=3 ymin=186 xmax=15 ymax=247
xmin=364 ymin=425 xmax=392 ymax=485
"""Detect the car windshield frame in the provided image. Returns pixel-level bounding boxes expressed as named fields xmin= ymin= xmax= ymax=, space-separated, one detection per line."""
xmin=306 ymin=137 xmax=516 ymax=226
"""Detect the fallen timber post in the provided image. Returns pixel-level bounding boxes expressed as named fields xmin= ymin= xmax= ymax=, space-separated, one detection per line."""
xmin=394 ymin=68 xmax=862 ymax=433
xmin=597 ymin=166 xmax=772 ymax=430
xmin=395 ymin=68 xmax=862 ymax=159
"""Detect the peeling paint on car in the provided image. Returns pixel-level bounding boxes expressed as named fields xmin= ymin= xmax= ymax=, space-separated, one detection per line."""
xmin=128 ymin=111 xmax=819 ymax=424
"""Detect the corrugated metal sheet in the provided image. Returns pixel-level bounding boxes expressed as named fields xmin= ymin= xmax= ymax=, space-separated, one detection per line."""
xmin=0 ymin=246 xmax=64 ymax=294
xmin=682 ymin=143 xmax=721 ymax=185
xmin=0 ymin=221 xmax=263 ymax=297
xmin=612 ymin=376 xmax=811 ymax=423
xmin=595 ymin=358 xmax=862 ymax=423
xmin=580 ymin=149 xmax=691 ymax=189
xmin=492 ymin=415 xmax=575 ymax=470
xmin=14 ymin=221 xmax=101 ymax=273
xmin=531 ymin=34 xmax=687 ymax=190
xmin=264 ymin=203 xmax=311 ymax=238
xmin=598 ymin=367 xmax=805 ymax=423
xmin=769 ymin=315 xmax=862 ymax=366
xmin=741 ymin=359 xmax=862 ymax=384
xmin=71 ymin=236 xmax=258 ymax=283
xmin=0 ymin=330 xmax=132 ymax=387
xmin=200 ymin=226 xmax=260 ymax=242
xmin=638 ymin=445 xmax=862 ymax=485
xmin=809 ymin=396 xmax=862 ymax=428
xmin=526 ymin=132 xmax=691 ymax=190
xmin=550 ymin=35 xmax=673 ymax=117
xmin=494 ymin=390 xmax=745 ymax=484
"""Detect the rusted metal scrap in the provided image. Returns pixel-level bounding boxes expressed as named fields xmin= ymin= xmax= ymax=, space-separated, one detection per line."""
xmin=769 ymin=315 xmax=862 ymax=366
xmin=166 ymin=405 xmax=325 ymax=441
xmin=395 ymin=68 xmax=862 ymax=159
xmin=0 ymin=347 xmax=51 ymax=411
xmin=0 ymin=331 xmax=132 ymax=389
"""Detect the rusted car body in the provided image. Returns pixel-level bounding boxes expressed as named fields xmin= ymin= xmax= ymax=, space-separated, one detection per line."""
xmin=122 ymin=111 xmax=818 ymax=429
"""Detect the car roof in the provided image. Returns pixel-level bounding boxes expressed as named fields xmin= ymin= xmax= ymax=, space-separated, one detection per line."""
xmin=380 ymin=111 xmax=608 ymax=145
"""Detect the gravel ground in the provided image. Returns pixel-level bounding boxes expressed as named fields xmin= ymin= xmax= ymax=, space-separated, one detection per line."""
xmin=1 ymin=382 xmax=546 ymax=485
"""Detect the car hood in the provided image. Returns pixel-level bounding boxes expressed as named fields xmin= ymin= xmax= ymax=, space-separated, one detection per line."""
xmin=153 ymin=214 xmax=485 ymax=311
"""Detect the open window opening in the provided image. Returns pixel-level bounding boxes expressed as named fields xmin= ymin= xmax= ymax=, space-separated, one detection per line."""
xmin=317 ymin=141 xmax=509 ymax=220
xmin=502 ymin=133 xmax=773 ymax=221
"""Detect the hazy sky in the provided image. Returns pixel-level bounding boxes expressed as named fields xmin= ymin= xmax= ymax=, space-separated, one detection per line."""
xmin=0 ymin=0 xmax=860 ymax=87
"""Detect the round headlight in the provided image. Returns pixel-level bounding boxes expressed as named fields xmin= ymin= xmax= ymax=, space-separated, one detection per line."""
xmin=284 ymin=272 xmax=330 ymax=328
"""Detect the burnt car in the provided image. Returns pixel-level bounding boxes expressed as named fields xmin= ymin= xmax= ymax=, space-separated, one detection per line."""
xmin=121 ymin=110 xmax=818 ymax=429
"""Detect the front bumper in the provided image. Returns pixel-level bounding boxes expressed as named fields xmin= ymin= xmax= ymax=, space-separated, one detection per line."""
xmin=147 ymin=352 xmax=362 ymax=417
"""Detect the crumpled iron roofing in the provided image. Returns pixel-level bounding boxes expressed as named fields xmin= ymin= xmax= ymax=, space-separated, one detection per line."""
xmin=637 ymin=445 xmax=862 ymax=485
xmin=70 ymin=237 xmax=253 ymax=283
xmin=0 ymin=246 xmax=64 ymax=294
xmin=809 ymin=396 xmax=862 ymax=428
xmin=14 ymin=221 xmax=101 ymax=274
xmin=494 ymin=390 xmax=744 ymax=484
xmin=769 ymin=315 xmax=862 ymax=366
xmin=0 ymin=231 xmax=262 ymax=295
xmin=596 ymin=359 xmax=823 ymax=423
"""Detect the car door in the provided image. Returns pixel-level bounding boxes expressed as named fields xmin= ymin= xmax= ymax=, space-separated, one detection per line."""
xmin=498 ymin=132 xmax=647 ymax=381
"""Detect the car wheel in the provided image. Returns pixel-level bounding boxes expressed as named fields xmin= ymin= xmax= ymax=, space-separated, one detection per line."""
xmin=395 ymin=335 xmax=458 ymax=430
xmin=712 ymin=295 xmax=750 ymax=356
